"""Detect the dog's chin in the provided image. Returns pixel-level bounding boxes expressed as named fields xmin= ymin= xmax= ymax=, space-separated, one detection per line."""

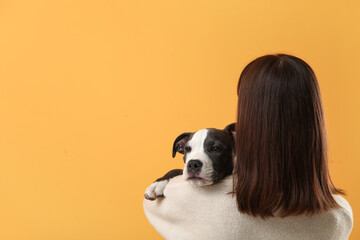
xmin=186 ymin=177 xmax=213 ymax=186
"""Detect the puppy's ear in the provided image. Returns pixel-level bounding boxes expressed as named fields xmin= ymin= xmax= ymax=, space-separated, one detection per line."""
xmin=224 ymin=123 xmax=236 ymax=142
xmin=172 ymin=132 xmax=192 ymax=158
xmin=224 ymin=123 xmax=235 ymax=132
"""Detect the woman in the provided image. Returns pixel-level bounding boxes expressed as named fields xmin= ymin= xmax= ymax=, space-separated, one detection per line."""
xmin=143 ymin=54 xmax=353 ymax=240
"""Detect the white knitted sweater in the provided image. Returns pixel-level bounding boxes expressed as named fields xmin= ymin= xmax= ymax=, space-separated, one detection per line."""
xmin=143 ymin=175 xmax=353 ymax=240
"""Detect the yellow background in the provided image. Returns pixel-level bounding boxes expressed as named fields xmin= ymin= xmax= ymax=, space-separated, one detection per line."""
xmin=0 ymin=0 xmax=359 ymax=239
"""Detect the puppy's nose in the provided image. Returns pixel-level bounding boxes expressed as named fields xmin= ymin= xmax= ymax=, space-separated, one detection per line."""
xmin=187 ymin=160 xmax=203 ymax=174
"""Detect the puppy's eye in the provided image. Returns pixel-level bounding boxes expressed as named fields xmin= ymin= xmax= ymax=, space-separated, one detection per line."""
xmin=210 ymin=146 xmax=221 ymax=151
xmin=184 ymin=146 xmax=192 ymax=152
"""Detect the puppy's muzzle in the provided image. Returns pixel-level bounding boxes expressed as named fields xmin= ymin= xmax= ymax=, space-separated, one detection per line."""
xmin=187 ymin=159 xmax=203 ymax=174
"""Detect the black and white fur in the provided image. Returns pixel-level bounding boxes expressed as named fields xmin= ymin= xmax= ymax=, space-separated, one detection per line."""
xmin=144 ymin=123 xmax=236 ymax=200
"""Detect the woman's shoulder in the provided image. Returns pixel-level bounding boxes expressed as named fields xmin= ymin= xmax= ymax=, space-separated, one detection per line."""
xmin=164 ymin=174 xmax=234 ymax=197
xmin=332 ymin=194 xmax=353 ymax=219
xmin=304 ymin=194 xmax=353 ymax=240
xmin=161 ymin=176 xmax=355 ymax=218
xmin=159 ymin=174 xmax=235 ymax=212
xmin=143 ymin=176 xmax=353 ymax=240
xmin=328 ymin=194 xmax=354 ymax=237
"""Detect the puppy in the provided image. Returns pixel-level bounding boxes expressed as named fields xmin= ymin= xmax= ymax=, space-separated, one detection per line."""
xmin=144 ymin=123 xmax=235 ymax=200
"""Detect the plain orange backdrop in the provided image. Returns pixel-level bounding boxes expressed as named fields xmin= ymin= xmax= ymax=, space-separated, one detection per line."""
xmin=0 ymin=1 xmax=359 ymax=239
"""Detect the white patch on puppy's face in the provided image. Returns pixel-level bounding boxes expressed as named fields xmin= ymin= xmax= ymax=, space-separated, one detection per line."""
xmin=183 ymin=129 xmax=213 ymax=186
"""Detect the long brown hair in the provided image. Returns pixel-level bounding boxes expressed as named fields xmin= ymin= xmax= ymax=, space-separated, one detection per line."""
xmin=234 ymin=54 xmax=344 ymax=218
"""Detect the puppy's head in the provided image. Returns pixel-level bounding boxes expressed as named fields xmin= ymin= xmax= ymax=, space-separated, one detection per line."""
xmin=172 ymin=123 xmax=236 ymax=186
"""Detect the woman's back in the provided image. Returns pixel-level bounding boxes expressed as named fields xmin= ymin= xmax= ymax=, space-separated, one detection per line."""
xmin=143 ymin=175 xmax=353 ymax=240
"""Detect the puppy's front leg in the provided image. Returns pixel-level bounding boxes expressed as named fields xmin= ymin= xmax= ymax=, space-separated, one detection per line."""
xmin=144 ymin=169 xmax=183 ymax=201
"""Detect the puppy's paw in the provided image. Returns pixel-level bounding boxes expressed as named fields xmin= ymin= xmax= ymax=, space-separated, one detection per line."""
xmin=144 ymin=180 xmax=169 ymax=201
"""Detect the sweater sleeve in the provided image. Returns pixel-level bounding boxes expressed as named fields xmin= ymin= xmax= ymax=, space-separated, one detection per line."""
xmin=143 ymin=175 xmax=203 ymax=240
xmin=143 ymin=196 xmax=173 ymax=239
xmin=142 ymin=175 xmax=240 ymax=240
